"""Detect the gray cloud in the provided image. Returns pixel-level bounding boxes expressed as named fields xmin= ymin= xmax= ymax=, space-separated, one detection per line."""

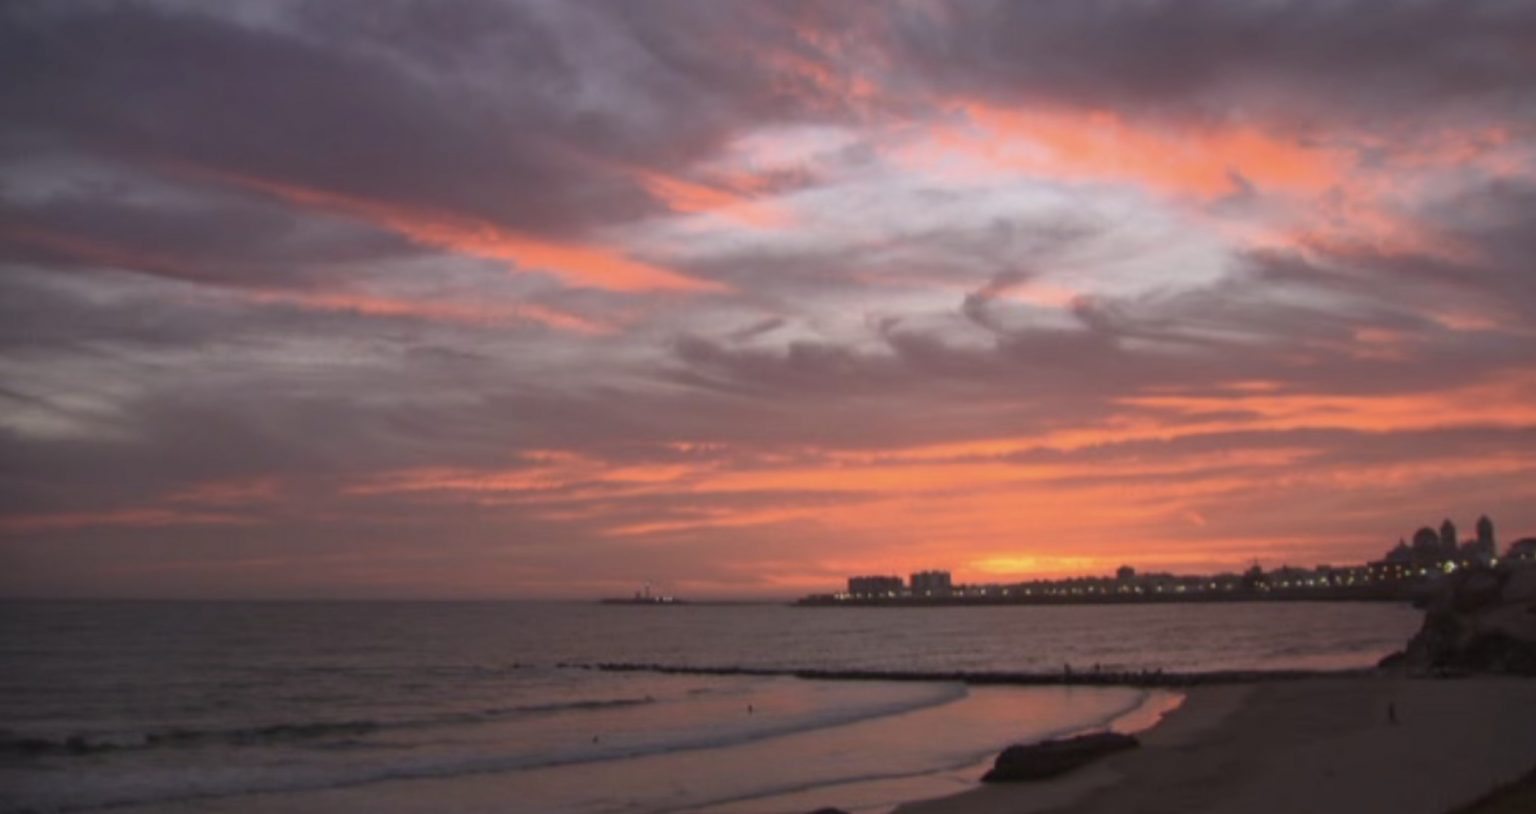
xmin=1 ymin=178 xmax=422 ymax=289
xmin=886 ymin=0 xmax=1536 ymax=128
xmin=0 ymin=0 xmax=878 ymax=243
xmin=0 ymin=1 xmax=654 ymax=234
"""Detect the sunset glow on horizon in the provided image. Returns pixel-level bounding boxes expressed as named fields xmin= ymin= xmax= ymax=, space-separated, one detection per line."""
xmin=4 ymin=1 xmax=1536 ymax=599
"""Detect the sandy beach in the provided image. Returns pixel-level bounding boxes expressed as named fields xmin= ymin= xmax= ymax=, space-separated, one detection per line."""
xmin=896 ymin=676 xmax=1536 ymax=814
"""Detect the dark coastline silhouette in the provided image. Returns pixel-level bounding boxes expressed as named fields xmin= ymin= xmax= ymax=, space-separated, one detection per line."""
xmin=800 ymin=515 xmax=1531 ymax=607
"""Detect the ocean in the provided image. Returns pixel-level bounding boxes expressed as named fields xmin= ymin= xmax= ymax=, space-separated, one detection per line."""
xmin=0 ymin=600 xmax=1422 ymax=813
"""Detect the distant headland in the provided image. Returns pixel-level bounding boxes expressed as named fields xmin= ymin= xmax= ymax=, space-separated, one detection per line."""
xmin=600 ymin=584 xmax=689 ymax=605
xmin=798 ymin=515 xmax=1536 ymax=607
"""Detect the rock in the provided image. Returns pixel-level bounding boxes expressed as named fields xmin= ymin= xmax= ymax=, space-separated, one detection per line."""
xmin=1452 ymin=570 xmax=1504 ymax=613
xmin=981 ymin=731 xmax=1139 ymax=782
xmin=1403 ymin=564 xmax=1536 ymax=676
xmin=1504 ymin=568 xmax=1536 ymax=604
xmin=1376 ymin=650 xmax=1406 ymax=670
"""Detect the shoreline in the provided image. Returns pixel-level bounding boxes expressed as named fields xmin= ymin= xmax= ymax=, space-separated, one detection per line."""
xmin=892 ymin=675 xmax=1536 ymax=814
xmin=696 ymin=684 xmax=1187 ymax=814
xmin=41 ymin=671 xmax=1536 ymax=814
xmin=97 ymin=681 xmax=1166 ymax=814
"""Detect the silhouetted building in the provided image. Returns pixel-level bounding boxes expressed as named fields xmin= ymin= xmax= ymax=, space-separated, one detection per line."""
xmin=1507 ymin=538 xmax=1536 ymax=561
xmin=1412 ymin=526 xmax=1443 ymax=562
xmin=1116 ymin=565 xmax=1136 ymax=581
xmin=1476 ymin=515 xmax=1497 ymax=562
xmin=848 ymin=575 xmax=903 ymax=597
xmin=1373 ymin=516 xmax=1514 ymax=570
xmin=910 ymin=570 xmax=952 ymax=596
xmin=1439 ymin=519 xmax=1458 ymax=558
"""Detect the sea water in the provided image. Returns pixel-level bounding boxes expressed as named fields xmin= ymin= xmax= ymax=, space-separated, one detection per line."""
xmin=0 ymin=600 xmax=1421 ymax=813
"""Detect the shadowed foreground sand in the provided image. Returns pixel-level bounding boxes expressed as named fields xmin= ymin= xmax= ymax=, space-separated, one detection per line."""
xmin=895 ymin=676 xmax=1536 ymax=814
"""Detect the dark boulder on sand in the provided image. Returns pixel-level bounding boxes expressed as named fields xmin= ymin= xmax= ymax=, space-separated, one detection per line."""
xmin=1401 ymin=565 xmax=1536 ymax=676
xmin=981 ymin=731 xmax=1139 ymax=782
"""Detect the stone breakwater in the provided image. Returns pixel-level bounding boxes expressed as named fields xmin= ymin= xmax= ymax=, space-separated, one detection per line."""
xmin=566 ymin=662 xmax=1378 ymax=687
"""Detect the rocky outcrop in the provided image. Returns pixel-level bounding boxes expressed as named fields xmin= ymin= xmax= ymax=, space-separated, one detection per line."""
xmin=981 ymin=731 xmax=1139 ymax=782
xmin=1400 ymin=565 xmax=1536 ymax=675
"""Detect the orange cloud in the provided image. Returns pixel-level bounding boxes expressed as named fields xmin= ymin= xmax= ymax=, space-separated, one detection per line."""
xmin=817 ymin=375 xmax=1536 ymax=466
xmin=628 ymin=167 xmax=791 ymax=229
xmin=1122 ymin=375 xmax=1536 ymax=436
xmin=917 ymin=102 xmax=1351 ymax=198
xmin=176 ymin=166 xmax=721 ymax=293
xmin=1 ymin=507 xmax=254 ymax=533
xmin=242 ymin=290 xmax=611 ymax=334
xmin=330 ymin=444 xmax=1282 ymax=581
xmin=345 ymin=445 xmax=1317 ymax=515
xmin=40 ymin=401 xmax=1513 ymax=585
xmin=607 ymin=506 xmax=815 ymax=537
xmin=3 ymin=223 xmax=610 ymax=334
xmin=0 ymin=223 xmax=220 ymax=282
xmin=166 ymin=477 xmax=281 ymax=506
xmin=755 ymin=20 xmax=882 ymax=115
xmin=324 ymin=368 xmax=1536 ymax=585
xmin=343 ymin=455 xmax=612 ymax=497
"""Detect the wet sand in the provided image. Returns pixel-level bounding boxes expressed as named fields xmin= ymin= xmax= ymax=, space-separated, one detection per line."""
xmin=894 ymin=676 xmax=1536 ymax=814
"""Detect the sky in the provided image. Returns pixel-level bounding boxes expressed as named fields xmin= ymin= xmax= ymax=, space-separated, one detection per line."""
xmin=3 ymin=0 xmax=1536 ymax=600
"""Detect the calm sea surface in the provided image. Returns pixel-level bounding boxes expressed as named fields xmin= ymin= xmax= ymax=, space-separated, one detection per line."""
xmin=0 ymin=600 xmax=1422 ymax=813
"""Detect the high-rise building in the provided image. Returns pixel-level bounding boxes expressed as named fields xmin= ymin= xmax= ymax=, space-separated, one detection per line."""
xmin=1439 ymin=518 xmax=1458 ymax=557
xmin=1411 ymin=526 xmax=1442 ymax=562
xmin=1476 ymin=515 xmax=1496 ymax=562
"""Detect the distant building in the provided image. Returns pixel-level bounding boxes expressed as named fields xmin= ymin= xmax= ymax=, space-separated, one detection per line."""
xmin=1412 ymin=526 xmax=1443 ymax=562
xmin=1372 ymin=516 xmax=1514 ymax=570
xmin=848 ymin=575 xmax=904 ymax=597
xmin=1476 ymin=515 xmax=1497 ymax=562
xmin=910 ymin=570 xmax=953 ymax=596
xmin=1507 ymin=538 xmax=1536 ymax=561
xmin=1439 ymin=519 xmax=1458 ymax=558
xmin=1116 ymin=565 xmax=1136 ymax=581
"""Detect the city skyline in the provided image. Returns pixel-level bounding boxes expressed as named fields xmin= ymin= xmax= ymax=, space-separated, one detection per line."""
xmin=5 ymin=1 xmax=1536 ymax=599
xmin=823 ymin=513 xmax=1533 ymax=605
